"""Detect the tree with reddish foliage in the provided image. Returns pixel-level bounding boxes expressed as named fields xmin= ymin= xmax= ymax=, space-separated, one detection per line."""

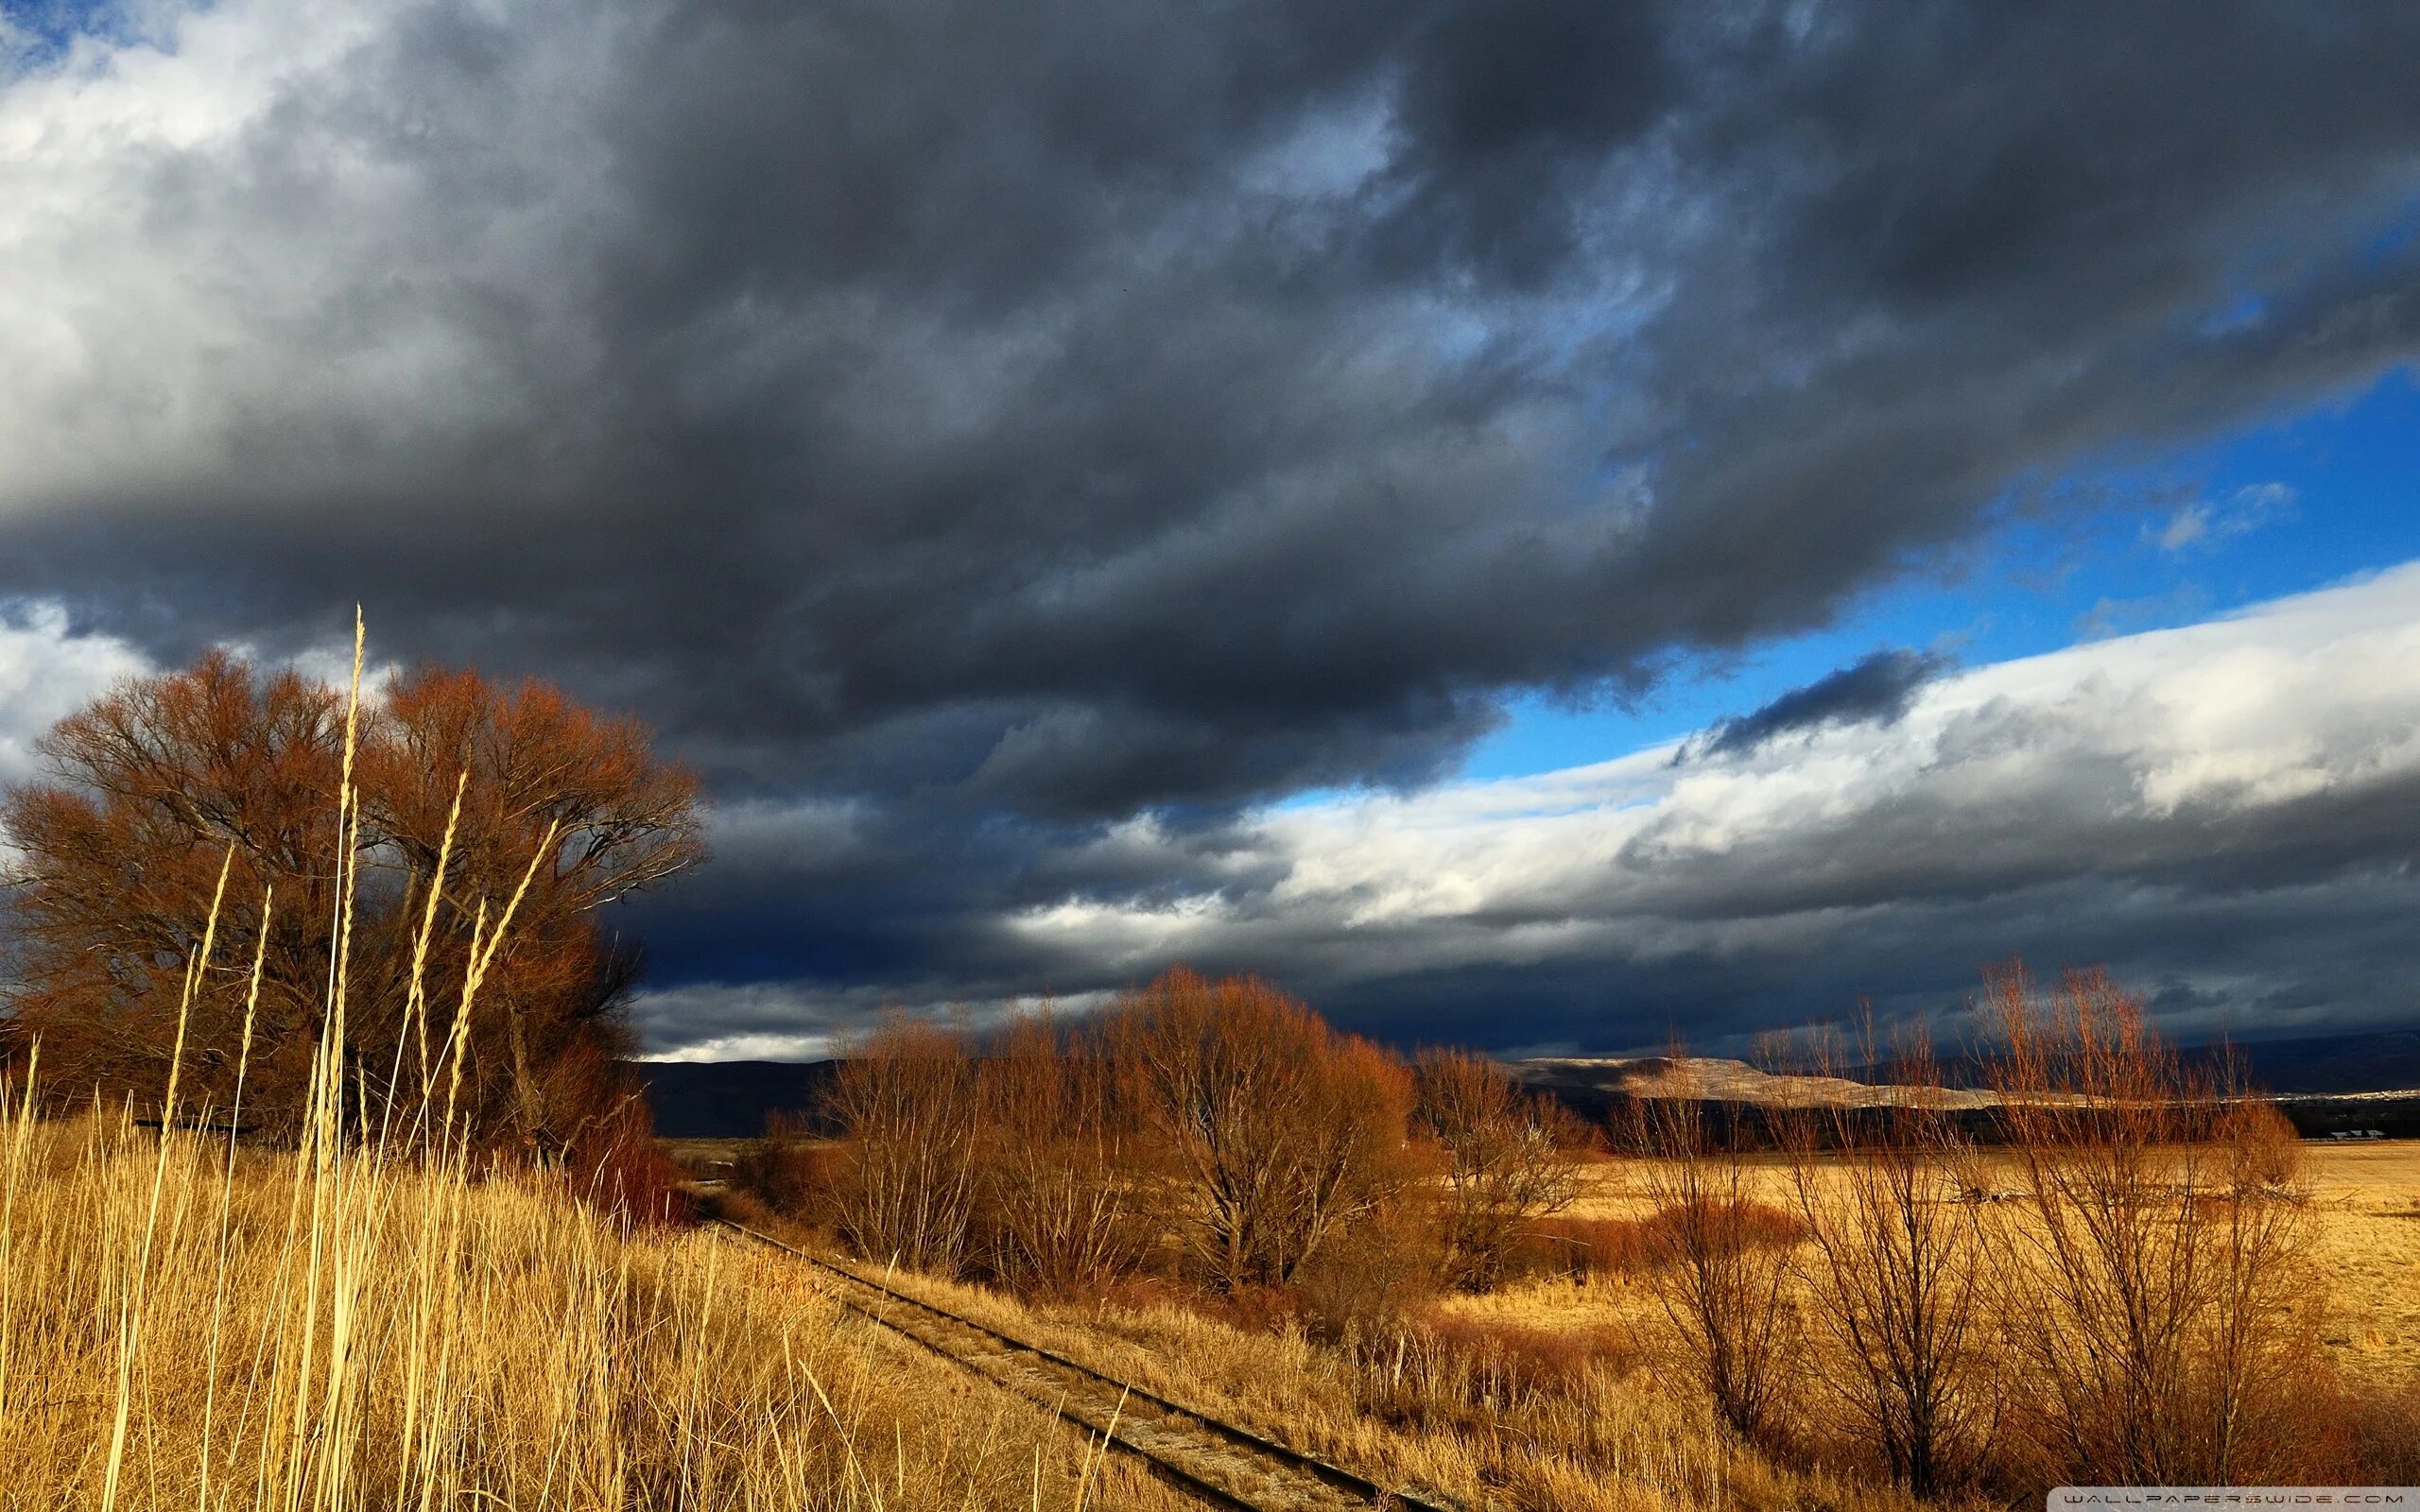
xmin=1111 ymin=969 xmax=1420 ymax=1292
xmin=975 ymin=1012 xmax=1151 ymax=1295
xmin=821 ymin=1016 xmax=980 ymax=1272
xmin=1 ymin=650 xmax=704 ymax=1159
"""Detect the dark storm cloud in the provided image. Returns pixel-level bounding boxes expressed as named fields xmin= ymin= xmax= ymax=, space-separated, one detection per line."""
xmin=7 ymin=0 xmax=2420 ymax=1050
xmin=1682 ymin=648 xmax=1951 ymax=762
xmin=12 ymin=0 xmax=2420 ymax=812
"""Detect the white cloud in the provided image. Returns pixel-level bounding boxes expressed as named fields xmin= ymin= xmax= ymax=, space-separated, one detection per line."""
xmin=2153 ymin=481 xmax=2297 ymax=552
xmin=0 ymin=602 xmax=152 ymax=787
xmin=1004 ymin=562 xmax=2420 ymax=1016
xmin=629 ymin=978 xmax=1115 ymax=1059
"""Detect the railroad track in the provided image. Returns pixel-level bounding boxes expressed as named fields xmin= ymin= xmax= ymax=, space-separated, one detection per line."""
xmin=709 ymin=1218 xmax=1455 ymax=1512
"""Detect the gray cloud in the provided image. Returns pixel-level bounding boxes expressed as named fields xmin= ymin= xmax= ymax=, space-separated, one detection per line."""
xmin=1683 ymin=648 xmax=1953 ymax=761
xmin=4 ymin=0 xmax=2420 ymax=1051
xmin=618 ymin=570 xmax=2420 ymax=1056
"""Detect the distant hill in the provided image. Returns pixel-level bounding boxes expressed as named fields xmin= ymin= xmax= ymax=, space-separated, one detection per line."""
xmin=631 ymin=1024 xmax=2420 ymax=1141
xmin=1510 ymin=1054 xmax=1999 ymax=1113
xmin=630 ymin=1058 xmax=836 ymax=1140
xmin=1505 ymin=1026 xmax=2420 ymax=1140
xmin=2214 ymin=1028 xmax=2420 ymax=1095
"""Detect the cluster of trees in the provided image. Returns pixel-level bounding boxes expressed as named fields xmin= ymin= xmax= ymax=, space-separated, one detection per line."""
xmin=752 ymin=963 xmax=2341 ymax=1498
xmin=0 ymin=650 xmax=704 ymax=1172
xmin=751 ymin=968 xmax=1592 ymax=1323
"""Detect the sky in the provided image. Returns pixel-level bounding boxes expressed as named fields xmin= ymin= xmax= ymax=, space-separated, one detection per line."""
xmin=1 ymin=0 xmax=2417 ymax=1058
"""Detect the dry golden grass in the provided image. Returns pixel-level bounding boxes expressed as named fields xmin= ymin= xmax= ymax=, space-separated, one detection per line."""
xmin=723 ymin=1209 xmax=1950 ymax=1512
xmin=746 ymin=1139 xmax=2418 ymax=1511
xmin=0 ymin=624 xmax=1195 ymax=1512
xmin=2298 ymin=1142 xmax=2420 ymax=1374
xmin=0 ymin=1101 xmax=1195 ymax=1511
xmin=1514 ymin=1143 xmax=2420 ymax=1379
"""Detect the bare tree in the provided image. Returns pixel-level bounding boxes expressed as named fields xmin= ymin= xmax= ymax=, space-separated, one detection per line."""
xmin=1981 ymin=965 xmax=2320 ymax=1485
xmin=973 ymin=1013 xmax=1149 ymax=1295
xmin=820 ymin=1016 xmax=980 ymax=1274
xmin=1109 ymin=969 xmax=1418 ymax=1292
xmin=1775 ymin=1021 xmax=1995 ymax=1496
xmin=1412 ymin=1048 xmax=1588 ymax=1292
xmin=1627 ymin=1064 xmax=1801 ymax=1446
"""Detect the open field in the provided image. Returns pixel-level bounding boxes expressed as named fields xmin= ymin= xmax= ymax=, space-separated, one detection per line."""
xmin=679 ymin=1131 xmax=2420 ymax=1379
xmin=2302 ymin=1143 xmax=2420 ymax=1370
xmin=1436 ymin=1142 xmax=2420 ymax=1377
xmin=714 ymin=1194 xmax=1939 ymax=1512
xmin=700 ymin=1129 xmax=2420 ymax=1511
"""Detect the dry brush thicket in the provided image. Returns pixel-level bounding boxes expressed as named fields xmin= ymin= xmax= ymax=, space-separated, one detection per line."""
xmin=761 ymin=970 xmax=1589 ymax=1334
xmin=746 ymin=965 xmax=2419 ymax=1508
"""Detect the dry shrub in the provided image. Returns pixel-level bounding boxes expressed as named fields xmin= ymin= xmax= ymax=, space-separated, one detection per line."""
xmin=1627 ymin=1076 xmax=1804 ymax=1447
xmin=2219 ymin=1098 xmax=2304 ymax=1194
xmin=1110 ymin=969 xmax=1425 ymax=1293
xmin=2326 ymin=1373 xmax=2420 ymax=1483
xmin=972 ymin=1014 xmax=1151 ymax=1296
xmin=1413 ymin=1048 xmax=1590 ymax=1291
xmin=804 ymin=971 xmax=1435 ymax=1309
xmin=1982 ymin=964 xmax=2325 ymax=1486
xmin=562 ymin=1085 xmax=695 ymax=1229
xmin=817 ymin=1015 xmax=978 ymax=1272
xmin=730 ymin=1111 xmax=837 ymax=1216
xmin=1514 ymin=1212 xmax=1657 ymax=1280
xmin=1390 ymin=1314 xmax=1639 ymax=1409
xmin=1668 ymin=1196 xmax=1809 ymax=1254
xmin=1188 ymin=1281 xmax=1295 ymax=1334
xmin=1508 ymin=1202 xmax=1810 ymax=1291
xmin=1291 ymin=1196 xmax=1443 ymax=1343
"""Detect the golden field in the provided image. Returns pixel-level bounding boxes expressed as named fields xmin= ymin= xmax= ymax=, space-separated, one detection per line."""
xmin=1426 ymin=1142 xmax=2420 ymax=1376
xmin=2300 ymin=1142 xmax=2420 ymax=1372
xmin=724 ymin=1136 xmax=2420 ymax=1512
xmin=0 ymin=1105 xmax=1186 ymax=1512
xmin=8 ymin=1105 xmax=2411 ymax=1511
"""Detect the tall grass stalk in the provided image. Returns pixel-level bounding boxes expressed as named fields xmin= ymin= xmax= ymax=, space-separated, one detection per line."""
xmin=0 ymin=617 xmax=1142 ymax=1512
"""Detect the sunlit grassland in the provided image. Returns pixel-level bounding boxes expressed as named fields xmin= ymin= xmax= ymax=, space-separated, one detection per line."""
xmin=0 ymin=618 xmax=1178 ymax=1512
xmin=1482 ymin=1144 xmax=2420 ymax=1379
xmin=0 ymin=1099 xmax=1199 ymax=1511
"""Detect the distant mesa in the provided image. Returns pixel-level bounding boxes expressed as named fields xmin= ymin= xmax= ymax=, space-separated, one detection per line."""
xmin=1509 ymin=1055 xmax=1999 ymax=1109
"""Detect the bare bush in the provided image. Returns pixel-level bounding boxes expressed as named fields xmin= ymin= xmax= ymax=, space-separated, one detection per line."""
xmin=1412 ymin=1048 xmax=1588 ymax=1291
xmin=1290 ymin=1193 xmax=1441 ymax=1342
xmin=1109 ymin=969 xmax=1422 ymax=1293
xmin=973 ymin=1013 xmax=1150 ymax=1295
xmin=1509 ymin=1213 xmax=1663 ymax=1281
xmin=732 ymin=1111 xmax=834 ymax=1217
xmin=818 ymin=1016 xmax=978 ymax=1273
xmin=1982 ymin=964 xmax=2323 ymax=1485
xmin=1775 ymin=1022 xmax=1995 ymax=1497
xmin=1627 ymin=1073 xmax=1802 ymax=1446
